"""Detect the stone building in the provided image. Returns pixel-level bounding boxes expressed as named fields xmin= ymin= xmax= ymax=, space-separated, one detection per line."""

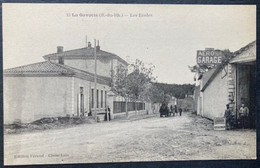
xmin=4 ymin=42 xmax=130 ymax=124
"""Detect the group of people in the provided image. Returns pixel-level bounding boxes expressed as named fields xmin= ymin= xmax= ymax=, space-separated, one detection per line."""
xmin=159 ymin=103 xmax=183 ymax=117
xmin=224 ymin=103 xmax=249 ymax=129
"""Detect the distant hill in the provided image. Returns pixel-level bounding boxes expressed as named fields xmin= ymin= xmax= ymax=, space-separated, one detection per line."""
xmin=153 ymin=82 xmax=195 ymax=99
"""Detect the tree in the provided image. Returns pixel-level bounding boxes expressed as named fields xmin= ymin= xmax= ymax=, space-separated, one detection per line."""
xmin=152 ymin=82 xmax=195 ymax=100
xmin=126 ymin=59 xmax=156 ymax=113
xmin=111 ymin=59 xmax=156 ymax=117
xmin=110 ymin=64 xmax=130 ymax=117
xmin=148 ymin=83 xmax=172 ymax=104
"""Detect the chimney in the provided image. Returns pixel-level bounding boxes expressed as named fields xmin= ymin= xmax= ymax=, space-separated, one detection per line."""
xmin=57 ymin=46 xmax=63 ymax=53
xmin=88 ymin=42 xmax=92 ymax=48
xmin=96 ymin=40 xmax=100 ymax=51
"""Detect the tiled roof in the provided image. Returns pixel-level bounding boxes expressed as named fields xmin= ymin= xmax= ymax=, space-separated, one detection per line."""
xmin=44 ymin=47 xmax=116 ymax=57
xmin=233 ymin=41 xmax=256 ymax=56
xmin=4 ymin=61 xmax=111 ymax=84
xmin=43 ymin=47 xmax=128 ymax=65
xmin=201 ymin=65 xmax=222 ymax=92
xmin=230 ymin=41 xmax=256 ymax=63
xmin=4 ymin=61 xmax=74 ymax=74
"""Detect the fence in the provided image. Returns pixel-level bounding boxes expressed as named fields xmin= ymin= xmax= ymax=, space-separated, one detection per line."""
xmin=113 ymin=101 xmax=145 ymax=114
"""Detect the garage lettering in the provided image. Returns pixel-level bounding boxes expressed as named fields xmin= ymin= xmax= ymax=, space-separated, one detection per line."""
xmin=197 ymin=56 xmax=222 ymax=64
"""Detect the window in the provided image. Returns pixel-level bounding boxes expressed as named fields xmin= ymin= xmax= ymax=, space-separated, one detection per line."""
xmin=105 ymin=91 xmax=107 ymax=107
xmin=101 ymin=90 xmax=103 ymax=108
xmin=97 ymin=90 xmax=99 ymax=108
xmin=80 ymin=87 xmax=83 ymax=94
xmin=58 ymin=57 xmax=64 ymax=65
xmin=91 ymin=89 xmax=94 ymax=108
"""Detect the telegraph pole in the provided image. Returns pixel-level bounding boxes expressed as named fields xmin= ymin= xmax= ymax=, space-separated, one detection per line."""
xmin=94 ymin=39 xmax=97 ymax=121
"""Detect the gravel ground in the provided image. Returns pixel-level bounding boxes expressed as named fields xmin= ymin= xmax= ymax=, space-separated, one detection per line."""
xmin=4 ymin=112 xmax=256 ymax=165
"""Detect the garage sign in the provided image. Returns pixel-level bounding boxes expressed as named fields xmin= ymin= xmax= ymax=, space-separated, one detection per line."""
xmin=197 ymin=49 xmax=223 ymax=66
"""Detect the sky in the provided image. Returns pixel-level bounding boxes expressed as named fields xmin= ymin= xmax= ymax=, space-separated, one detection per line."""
xmin=3 ymin=4 xmax=256 ymax=84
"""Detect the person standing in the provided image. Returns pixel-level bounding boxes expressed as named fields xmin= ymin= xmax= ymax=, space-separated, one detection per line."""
xmin=179 ymin=108 xmax=183 ymax=116
xmin=107 ymin=106 xmax=111 ymax=121
xmin=224 ymin=104 xmax=232 ymax=130
xmin=239 ymin=104 xmax=249 ymax=128
xmin=174 ymin=105 xmax=178 ymax=116
xmin=105 ymin=106 xmax=111 ymax=121
xmin=170 ymin=105 xmax=174 ymax=116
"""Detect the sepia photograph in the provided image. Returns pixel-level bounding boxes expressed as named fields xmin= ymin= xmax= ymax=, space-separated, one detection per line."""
xmin=2 ymin=3 xmax=257 ymax=166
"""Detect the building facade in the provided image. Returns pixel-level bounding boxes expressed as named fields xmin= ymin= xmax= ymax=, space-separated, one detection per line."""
xmin=196 ymin=41 xmax=256 ymax=128
xmin=4 ymin=43 xmax=131 ymax=124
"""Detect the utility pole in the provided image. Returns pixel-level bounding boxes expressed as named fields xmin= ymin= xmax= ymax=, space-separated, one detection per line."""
xmin=94 ymin=39 xmax=97 ymax=121
xmin=125 ymin=67 xmax=128 ymax=118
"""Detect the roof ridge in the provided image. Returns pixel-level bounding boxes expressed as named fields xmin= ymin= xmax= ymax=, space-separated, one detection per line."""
xmin=44 ymin=47 xmax=117 ymax=57
xmin=42 ymin=46 xmax=128 ymax=65
xmin=98 ymin=49 xmax=117 ymax=56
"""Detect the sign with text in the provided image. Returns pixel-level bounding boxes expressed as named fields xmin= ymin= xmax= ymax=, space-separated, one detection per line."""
xmin=197 ymin=50 xmax=223 ymax=66
xmin=214 ymin=117 xmax=226 ymax=130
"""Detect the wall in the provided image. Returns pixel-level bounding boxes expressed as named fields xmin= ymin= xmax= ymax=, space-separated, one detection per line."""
xmin=50 ymin=57 xmax=127 ymax=78
xmin=4 ymin=76 xmax=72 ymax=124
xmin=62 ymin=59 xmax=112 ymax=78
xmin=113 ymin=110 xmax=148 ymax=119
xmin=72 ymin=77 xmax=111 ymax=116
xmin=193 ymin=85 xmax=200 ymax=114
xmin=202 ymin=67 xmax=229 ymax=120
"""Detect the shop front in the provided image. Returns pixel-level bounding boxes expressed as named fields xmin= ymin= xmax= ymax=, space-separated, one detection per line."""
xmin=230 ymin=41 xmax=256 ymax=128
xmin=234 ymin=63 xmax=256 ymax=128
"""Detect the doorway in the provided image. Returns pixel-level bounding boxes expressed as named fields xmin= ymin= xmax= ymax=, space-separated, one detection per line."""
xmin=77 ymin=87 xmax=84 ymax=116
xmin=236 ymin=63 xmax=256 ymax=128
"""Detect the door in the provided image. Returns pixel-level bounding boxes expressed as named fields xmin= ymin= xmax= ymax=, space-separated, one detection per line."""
xmin=249 ymin=64 xmax=256 ymax=128
xmin=80 ymin=93 xmax=84 ymax=116
xmin=77 ymin=87 xmax=84 ymax=117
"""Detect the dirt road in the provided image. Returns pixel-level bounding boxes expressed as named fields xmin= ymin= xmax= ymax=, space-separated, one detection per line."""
xmin=4 ymin=112 xmax=256 ymax=165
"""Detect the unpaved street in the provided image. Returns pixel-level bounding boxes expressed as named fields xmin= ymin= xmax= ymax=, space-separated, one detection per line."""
xmin=4 ymin=112 xmax=256 ymax=165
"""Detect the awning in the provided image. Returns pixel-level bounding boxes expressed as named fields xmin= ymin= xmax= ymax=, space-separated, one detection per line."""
xmin=230 ymin=42 xmax=256 ymax=64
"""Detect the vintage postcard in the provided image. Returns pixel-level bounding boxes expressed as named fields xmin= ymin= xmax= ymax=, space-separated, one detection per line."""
xmin=3 ymin=3 xmax=256 ymax=166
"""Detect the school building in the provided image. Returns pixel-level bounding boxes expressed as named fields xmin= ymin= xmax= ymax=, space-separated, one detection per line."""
xmin=4 ymin=42 xmax=147 ymax=124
